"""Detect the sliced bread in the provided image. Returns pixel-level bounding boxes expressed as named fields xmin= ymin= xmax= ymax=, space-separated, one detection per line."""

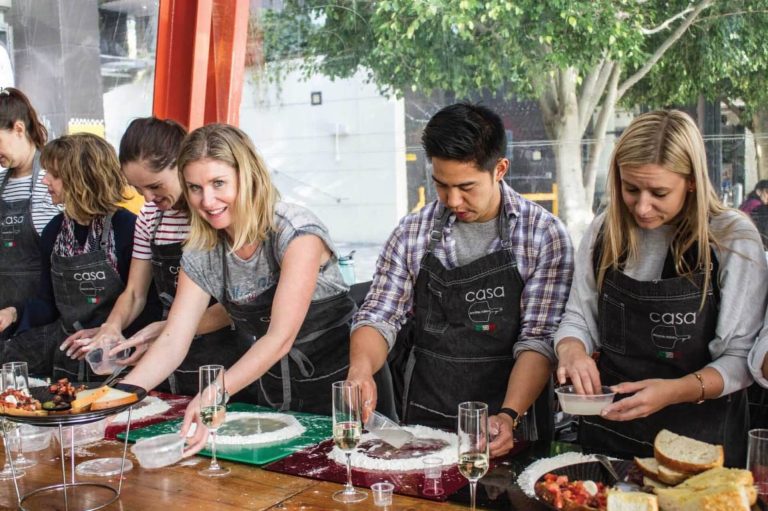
xmin=653 ymin=429 xmax=723 ymax=474
xmin=657 ymin=464 xmax=689 ymax=485
xmin=606 ymin=490 xmax=658 ymax=511
xmin=89 ymin=387 xmax=137 ymax=410
xmin=641 ymin=476 xmax=668 ymax=490
xmin=655 ymin=482 xmax=750 ymax=511
xmin=70 ymin=386 xmax=111 ymax=413
xmin=674 ymin=467 xmax=756 ymax=506
xmin=634 ymin=456 xmax=688 ymax=485
xmin=635 ymin=457 xmax=660 ymax=480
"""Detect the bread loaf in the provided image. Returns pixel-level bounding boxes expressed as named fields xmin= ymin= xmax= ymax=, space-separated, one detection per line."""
xmin=674 ymin=467 xmax=756 ymax=506
xmin=653 ymin=429 xmax=723 ymax=474
xmin=655 ymin=482 xmax=750 ymax=511
xmin=606 ymin=490 xmax=658 ymax=511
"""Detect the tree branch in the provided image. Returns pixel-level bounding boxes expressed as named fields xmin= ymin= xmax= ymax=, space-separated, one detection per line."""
xmin=585 ymin=63 xmax=621 ymax=207
xmin=578 ymin=58 xmax=605 ymax=130
xmin=579 ymin=59 xmax=615 ymax=135
xmin=617 ymin=0 xmax=715 ymax=100
xmin=641 ymin=7 xmax=693 ymax=35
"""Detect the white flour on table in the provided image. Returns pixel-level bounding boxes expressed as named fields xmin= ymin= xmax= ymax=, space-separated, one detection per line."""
xmin=111 ymin=396 xmax=171 ymax=424
xmin=328 ymin=425 xmax=458 ymax=472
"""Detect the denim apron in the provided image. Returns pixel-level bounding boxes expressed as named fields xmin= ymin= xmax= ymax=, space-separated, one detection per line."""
xmin=391 ymin=201 xmax=548 ymax=437
xmin=149 ymin=212 xmax=240 ymax=395
xmin=0 ymin=154 xmax=43 ymax=318
xmin=51 ymin=213 xmax=126 ymax=381
xmin=222 ymin=234 xmax=356 ymax=414
xmin=580 ymin=242 xmax=747 ymax=467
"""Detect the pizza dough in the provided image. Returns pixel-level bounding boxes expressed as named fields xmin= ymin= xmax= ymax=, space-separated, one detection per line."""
xmin=214 ymin=412 xmax=305 ymax=445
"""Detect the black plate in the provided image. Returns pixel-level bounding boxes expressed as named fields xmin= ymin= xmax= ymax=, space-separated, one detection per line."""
xmin=0 ymin=382 xmax=147 ymax=427
xmin=533 ymin=460 xmax=767 ymax=511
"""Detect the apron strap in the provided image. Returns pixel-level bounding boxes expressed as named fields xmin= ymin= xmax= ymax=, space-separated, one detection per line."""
xmin=98 ymin=212 xmax=115 ymax=251
xmin=401 ymin=347 xmax=418 ymax=420
xmin=427 ymin=208 xmax=451 ymax=253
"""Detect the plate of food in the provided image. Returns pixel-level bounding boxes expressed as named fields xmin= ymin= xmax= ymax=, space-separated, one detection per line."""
xmin=0 ymin=378 xmax=146 ymax=426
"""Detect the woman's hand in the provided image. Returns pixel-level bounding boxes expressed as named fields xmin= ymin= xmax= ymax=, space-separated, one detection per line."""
xmin=556 ymin=337 xmax=602 ymax=394
xmin=488 ymin=414 xmax=515 ymax=458
xmin=0 ymin=307 xmax=17 ymax=333
xmin=600 ymin=379 xmax=673 ymax=421
xmin=62 ymin=323 xmax=122 ymax=360
xmin=110 ymin=321 xmax=167 ymax=366
xmin=180 ymin=394 xmax=208 ymax=457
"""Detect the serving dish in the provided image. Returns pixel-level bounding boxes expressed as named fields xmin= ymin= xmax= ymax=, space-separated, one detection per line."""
xmin=0 ymin=382 xmax=146 ymax=427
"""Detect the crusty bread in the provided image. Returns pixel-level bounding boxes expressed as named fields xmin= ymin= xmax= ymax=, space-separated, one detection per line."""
xmin=653 ymin=429 xmax=723 ymax=474
xmin=606 ymin=490 xmax=658 ymax=511
xmin=674 ymin=467 xmax=756 ymax=506
xmin=657 ymin=464 xmax=689 ymax=485
xmin=642 ymin=476 xmax=668 ymax=490
xmin=635 ymin=457 xmax=660 ymax=480
xmin=70 ymin=386 xmax=111 ymax=412
xmin=655 ymin=483 xmax=750 ymax=511
xmin=89 ymin=387 xmax=137 ymax=411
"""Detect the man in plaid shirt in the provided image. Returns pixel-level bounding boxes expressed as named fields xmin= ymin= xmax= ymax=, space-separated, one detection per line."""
xmin=348 ymin=103 xmax=574 ymax=457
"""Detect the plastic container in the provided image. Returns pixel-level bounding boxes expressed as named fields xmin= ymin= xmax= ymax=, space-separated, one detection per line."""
xmin=364 ymin=411 xmax=413 ymax=448
xmin=53 ymin=419 xmax=108 ymax=447
xmin=422 ymin=456 xmax=444 ymax=497
xmin=85 ymin=335 xmax=131 ymax=375
xmin=555 ymin=385 xmax=616 ymax=415
xmin=371 ymin=481 xmax=394 ymax=506
xmin=9 ymin=424 xmax=51 ymax=452
xmin=131 ymin=433 xmax=184 ymax=469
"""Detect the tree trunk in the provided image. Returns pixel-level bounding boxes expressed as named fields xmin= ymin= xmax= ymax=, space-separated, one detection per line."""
xmin=753 ymin=109 xmax=768 ymax=180
xmin=584 ymin=63 xmax=620 ymax=210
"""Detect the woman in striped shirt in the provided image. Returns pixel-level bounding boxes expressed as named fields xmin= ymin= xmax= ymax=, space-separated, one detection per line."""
xmin=61 ymin=118 xmax=239 ymax=395
xmin=0 ymin=87 xmax=60 ymax=324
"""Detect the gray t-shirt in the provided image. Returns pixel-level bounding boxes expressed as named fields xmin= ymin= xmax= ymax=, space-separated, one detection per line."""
xmin=555 ymin=209 xmax=768 ymax=396
xmin=453 ymin=217 xmax=498 ymax=266
xmin=181 ymin=202 xmax=348 ymax=305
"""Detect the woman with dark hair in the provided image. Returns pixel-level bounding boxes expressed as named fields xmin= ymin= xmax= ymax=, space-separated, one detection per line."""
xmin=555 ymin=110 xmax=767 ymax=466
xmin=0 ymin=87 xmax=60 ymax=320
xmin=61 ymin=117 xmax=239 ymax=395
xmin=0 ymin=133 xmax=156 ymax=381
xmin=739 ymin=180 xmax=768 ymax=214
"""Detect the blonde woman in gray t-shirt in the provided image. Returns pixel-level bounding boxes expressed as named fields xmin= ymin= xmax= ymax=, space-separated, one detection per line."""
xmin=121 ymin=124 xmax=356 ymax=457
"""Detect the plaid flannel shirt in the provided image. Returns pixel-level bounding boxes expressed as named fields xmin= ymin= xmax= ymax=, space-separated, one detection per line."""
xmin=352 ymin=181 xmax=574 ymax=363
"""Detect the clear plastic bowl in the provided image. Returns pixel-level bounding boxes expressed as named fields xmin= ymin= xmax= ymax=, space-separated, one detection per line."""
xmin=131 ymin=433 xmax=184 ymax=469
xmin=9 ymin=424 xmax=51 ymax=452
xmin=555 ymin=385 xmax=616 ymax=415
xmin=53 ymin=419 xmax=108 ymax=447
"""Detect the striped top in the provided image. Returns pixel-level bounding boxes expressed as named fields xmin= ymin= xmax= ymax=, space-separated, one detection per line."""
xmin=0 ymin=169 xmax=62 ymax=234
xmin=131 ymin=202 xmax=190 ymax=259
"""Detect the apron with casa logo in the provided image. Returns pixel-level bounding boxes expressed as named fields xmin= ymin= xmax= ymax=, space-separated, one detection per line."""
xmin=222 ymin=234 xmax=356 ymax=414
xmin=390 ymin=200 xmax=551 ymax=440
xmin=580 ymin=241 xmax=747 ymax=467
xmin=149 ymin=211 xmax=241 ymax=396
xmin=50 ymin=213 xmax=126 ymax=381
xmin=0 ymin=154 xmax=43 ymax=330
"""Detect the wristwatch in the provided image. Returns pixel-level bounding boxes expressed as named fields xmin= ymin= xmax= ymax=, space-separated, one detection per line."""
xmin=498 ymin=407 xmax=523 ymax=429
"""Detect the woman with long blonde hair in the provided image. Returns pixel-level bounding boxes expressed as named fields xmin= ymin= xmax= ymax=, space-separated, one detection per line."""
xmin=1 ymin=133 xmax=155 ymax=381
xmin=121 ymin=124 xmax=357 ymax=458
xmin=555 ymin=110 xmax=767 ymax=466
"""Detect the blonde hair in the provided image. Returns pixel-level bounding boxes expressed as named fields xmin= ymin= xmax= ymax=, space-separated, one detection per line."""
xmin=40 ymin=133 xmax=127 ymax=224
xmin=178 ymin=124 xmax=279 ymax=251
xmin=598 ymin=110 xmax=727 ymax=303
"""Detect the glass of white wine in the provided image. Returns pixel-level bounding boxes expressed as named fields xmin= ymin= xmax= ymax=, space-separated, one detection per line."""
xmin=331 ymin=380 xmax=367 ymax=503
xmin=2 ymin=361 xmax=36 ymax=469
xmin=198 ymin=364 xmax=229 ymax=477
xmin=457 ymin=401 xmax=489 ymax=511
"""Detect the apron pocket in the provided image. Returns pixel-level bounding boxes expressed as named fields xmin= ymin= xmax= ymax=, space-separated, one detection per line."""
xmin=424 ymin=281 xmax=449 ymax=334
xmin=599 ymin=294 xmax=626 ymax=354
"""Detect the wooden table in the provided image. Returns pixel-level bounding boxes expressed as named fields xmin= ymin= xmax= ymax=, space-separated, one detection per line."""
xmin=0 ymin=439 xmax=477 ymax=511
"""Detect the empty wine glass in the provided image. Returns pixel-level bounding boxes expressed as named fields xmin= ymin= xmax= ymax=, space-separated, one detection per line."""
xmin=198 ymin=364 xmax=229 ymax=477
xmin=331 ymin=380 xmax=367 ymax=503
xmin=458 ymin=401 xmax=489 ymax=511
xmin=2 ymin=362 xmax=35 ymax=469
xmin=0 ymin=366 xmax=25 ymax=480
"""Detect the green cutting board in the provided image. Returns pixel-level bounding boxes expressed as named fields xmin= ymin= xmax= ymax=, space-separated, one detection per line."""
xmin=117 ymin=403 xmax=332 ymax=466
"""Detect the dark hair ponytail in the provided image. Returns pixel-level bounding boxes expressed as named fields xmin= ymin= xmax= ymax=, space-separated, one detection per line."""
xmin=119 ymin=117 xmax=187 ymax=172
xmin=0 ymin=87 xmax=47 ymax=149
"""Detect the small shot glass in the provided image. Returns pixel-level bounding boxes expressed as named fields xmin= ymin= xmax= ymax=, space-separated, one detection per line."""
xmin=371 ymin=481 xmax=394 ymax=507
xmin=422 ymin=456 xmax=444 ymax=497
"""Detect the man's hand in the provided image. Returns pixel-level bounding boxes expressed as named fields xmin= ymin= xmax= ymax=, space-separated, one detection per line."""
xmin=488 ymin=413 xmax=515 ymax=458
xmin=347 ymin=367 xmax=377 ymax=424
xmin=0 ymin=307 xmax=17 ymax=333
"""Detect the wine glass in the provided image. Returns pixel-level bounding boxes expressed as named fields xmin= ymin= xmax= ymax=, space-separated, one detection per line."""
xmin=457 ymin=401 xmax=489 ymax=511
xmin=0 ymin=365 xmax=25 ymax=480
xmin=331 ymin=380 xmax=367 ymax=503
xmin=2 ymin=362 xmax=36 ymax=469
xmin=198 ymin=364 xmax=229 ymax=477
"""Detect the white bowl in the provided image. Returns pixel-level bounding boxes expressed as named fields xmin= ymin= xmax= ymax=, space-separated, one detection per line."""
xmin=555 ymin=385 xmax=616 ymax=415
xmin=131 ymin=434 xmax=184 ymax=469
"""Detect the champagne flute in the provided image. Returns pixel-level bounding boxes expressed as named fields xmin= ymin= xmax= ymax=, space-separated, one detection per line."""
xmin=198 ymin=364 xmax=229 ymax=477
xmin=0 ymin=365 xmax=25 ymax=480
xmin=458 ymin=401 xmax=489 ymax=511
xmin=2 ymin=362 xmax=36 ymax=469
xmin=331 ymin=380 xmax=367 ymax=503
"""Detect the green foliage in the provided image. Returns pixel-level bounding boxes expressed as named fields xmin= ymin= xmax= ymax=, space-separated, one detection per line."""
xmin=259 ymin=0 xmax=695 ymax=100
